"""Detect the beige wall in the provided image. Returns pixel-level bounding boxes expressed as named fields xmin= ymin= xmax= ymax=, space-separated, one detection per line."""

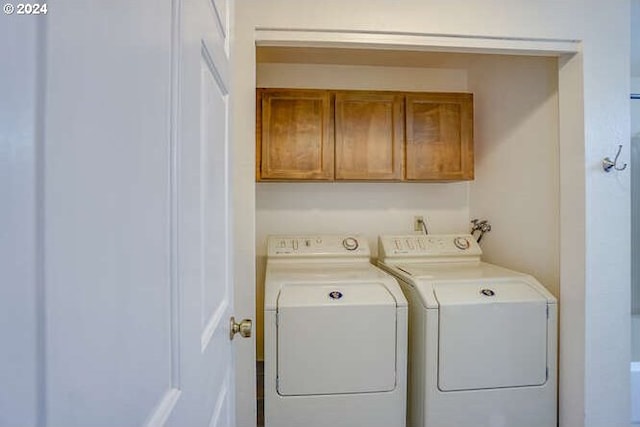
xmin=468 ymin=55 xmax=560 ymax=297
xmin=233 ymin=1 xmax=631 ymax=425
xmin=255 ymin=54 xmax=559 ymax=360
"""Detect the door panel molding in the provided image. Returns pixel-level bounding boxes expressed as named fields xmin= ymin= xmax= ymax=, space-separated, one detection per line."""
xmin=200 ymin=42 xmax=229 ymax=96
xmin=198 ymin=42 xmax=230 ymax=353
xmin=209 ymin=0 xmax=227 ymax=42
xmin=201 ymin=300 xmax=229 ymax=351
xmin=143 ymin=388 xmax=182 ymax=427
xmin=207 ymin=373 xmax=231 ymax=427
xmin=169 ymin=0 xmax=183 ymax=393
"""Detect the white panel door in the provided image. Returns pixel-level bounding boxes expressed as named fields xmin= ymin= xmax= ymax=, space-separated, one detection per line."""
xmin=167 ymin=0 xmax=238 ymax=425
xmin=0 ymin=0 xmax=241 ymax=426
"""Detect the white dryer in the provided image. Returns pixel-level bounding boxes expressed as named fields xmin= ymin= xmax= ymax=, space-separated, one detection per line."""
xmin=264 ymin=234 xmax=408 ymax=427
xmin=377 ymin=234 xmax=557 ymax=427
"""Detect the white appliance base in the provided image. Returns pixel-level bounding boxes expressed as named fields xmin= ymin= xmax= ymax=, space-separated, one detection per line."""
xmin=264 ymin=311 xmax=407 ymax=427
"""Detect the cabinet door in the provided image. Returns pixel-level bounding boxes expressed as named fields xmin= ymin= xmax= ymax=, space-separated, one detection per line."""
xmin=405 ymin=93 xmax=473 ymax=181
xmin=335 ymin=92 xmax=403 ymax=180
xmin=257 ymin=89 xmax=333 ymax=180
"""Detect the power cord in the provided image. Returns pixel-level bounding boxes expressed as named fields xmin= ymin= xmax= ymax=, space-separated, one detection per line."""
xmin=419 ymin=218 xmax=429 ymax=235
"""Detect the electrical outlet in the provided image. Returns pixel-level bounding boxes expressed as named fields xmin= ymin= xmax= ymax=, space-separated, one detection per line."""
xmin=414 ymin=216 xmax=424 ymax=231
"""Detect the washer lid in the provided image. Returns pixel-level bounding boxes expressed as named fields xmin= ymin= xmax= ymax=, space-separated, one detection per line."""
xmin=435 ymin=281 xmax=548 ymax=391
xmin=277 ymin=283 xmax=397 ymax=395
xmin=433 ymin=280 xmax=547 ymax=306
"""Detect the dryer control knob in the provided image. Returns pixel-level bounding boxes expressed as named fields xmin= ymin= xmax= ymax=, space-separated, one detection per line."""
xmin=342 ymin=237 xmax=359 ymax=251
xmin=453 ymin=236 xmax=471 ymax=250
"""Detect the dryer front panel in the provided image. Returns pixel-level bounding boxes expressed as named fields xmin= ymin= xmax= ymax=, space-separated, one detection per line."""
xmin=276 ymin=282 xmax=397 ymax=395
xmin=435 ymin=280 xmax=548 ymax=391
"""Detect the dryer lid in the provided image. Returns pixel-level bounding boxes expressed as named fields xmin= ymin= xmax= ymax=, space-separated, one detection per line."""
xmin=278 ymin=282 xmax=398 ymax=308
xmin=276 ymin=283 xmax=398 ymax=396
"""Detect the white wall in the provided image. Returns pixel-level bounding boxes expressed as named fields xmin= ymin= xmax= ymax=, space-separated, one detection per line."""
xmin=581 ymin=5 xmax=630 ymax=424
xmin=632 ymin=77 xmax=640 ymax=315
xmin=468 ymin=55 xmax=560 ymax=297
xmin=632 ymin=0 xmax=640 ymax=77
xmin=234 ymin=1 xmax=631 ymax=426
xmin=0 ymin=17 xmax=41 ymax=427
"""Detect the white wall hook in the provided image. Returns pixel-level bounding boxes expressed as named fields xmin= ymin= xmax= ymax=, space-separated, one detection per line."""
xmin=602 ymin=145 xmax=627 ymax=172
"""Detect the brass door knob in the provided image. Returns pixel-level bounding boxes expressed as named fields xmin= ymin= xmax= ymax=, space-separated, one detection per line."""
xmin=229 ymin=316 xmax=252 ymax=340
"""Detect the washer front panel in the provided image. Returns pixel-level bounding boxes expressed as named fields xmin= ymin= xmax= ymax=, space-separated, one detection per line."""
xmin=436 ymin=281 xmax=548 ymax=391
xmin=277 ymin=282 xmax=397 ymax=395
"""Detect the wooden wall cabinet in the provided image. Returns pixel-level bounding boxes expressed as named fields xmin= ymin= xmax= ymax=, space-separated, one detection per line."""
xmin=405 ymin=93 xmax=474 ymax=181
xmin=334 ymin=92 xmax=403 ymax=180
xmin=257 ymin=89 xmax=334 ymax=180
xmin=256 ymin=89 xmax=473 ymax=182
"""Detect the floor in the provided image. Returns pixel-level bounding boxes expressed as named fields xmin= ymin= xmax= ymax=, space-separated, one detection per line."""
xmin=257 ymin=361 xmax=264 ymax=427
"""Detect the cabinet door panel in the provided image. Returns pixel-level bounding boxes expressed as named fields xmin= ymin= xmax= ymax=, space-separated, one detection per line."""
xmin=405 ymin=93 xmax=473 ymax=181
xmin=258 ymin=89 xmax=333 ymax=180
xmin=335 ymin=92 xmax=403 ymax=180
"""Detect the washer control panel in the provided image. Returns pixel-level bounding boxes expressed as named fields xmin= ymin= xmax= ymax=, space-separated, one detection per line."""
xmin=379 ymin=234 xmax=482 ymax=259
xmin=268 ymin=234 xmax=369 ymax=257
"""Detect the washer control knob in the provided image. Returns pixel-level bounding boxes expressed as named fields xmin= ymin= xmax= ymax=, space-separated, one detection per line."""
xmin=453 ymin=236 xmax=471 ymax=250
xmin=342 ymin=237 xmax=359 ymax=251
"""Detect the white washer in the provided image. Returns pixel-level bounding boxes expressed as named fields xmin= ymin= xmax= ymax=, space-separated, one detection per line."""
xmin=264 ymin=234 xmax=408 ymax=427
xmin=377 ymin=234 xmax=557 ymax=427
